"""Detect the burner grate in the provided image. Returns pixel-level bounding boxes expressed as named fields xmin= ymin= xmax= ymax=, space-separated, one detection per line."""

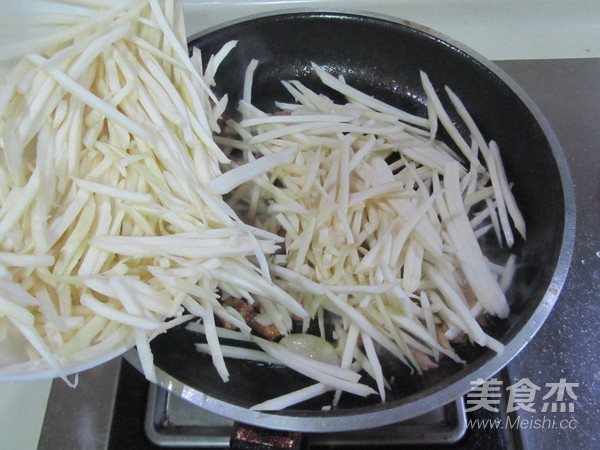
xmin=144 ymin=385 xmax=467 ymax=448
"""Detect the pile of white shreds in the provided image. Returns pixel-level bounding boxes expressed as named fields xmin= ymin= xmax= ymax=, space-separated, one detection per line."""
xmin=0 ymin=0 xmax=303 ymax=385
xmin=193 ymin=63 xmax=526 ymax=409
xmin=0 ymin=0 xmax=525 ymax=410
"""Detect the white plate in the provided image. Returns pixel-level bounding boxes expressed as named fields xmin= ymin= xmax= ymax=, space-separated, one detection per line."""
xmin=0 ymin=336 xmax=133 ymax=382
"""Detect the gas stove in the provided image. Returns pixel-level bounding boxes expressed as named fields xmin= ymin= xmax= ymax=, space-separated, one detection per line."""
xmin=144 ymin=382 xmax=467 ymax=447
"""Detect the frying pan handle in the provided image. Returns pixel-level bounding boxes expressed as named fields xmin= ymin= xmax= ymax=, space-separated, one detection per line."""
xmin=230 ymin=422 xmax=305 ymax=450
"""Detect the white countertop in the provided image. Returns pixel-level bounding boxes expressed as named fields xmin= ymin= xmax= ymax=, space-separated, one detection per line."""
xmin=0 ymin=1 xmax=598 ymax=448
xmin=0 ymin=380 xmax=51 ymax=449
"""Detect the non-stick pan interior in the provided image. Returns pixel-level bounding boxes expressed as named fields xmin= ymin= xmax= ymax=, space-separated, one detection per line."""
xmin=145 ymin=12 xmax=572 ymax=431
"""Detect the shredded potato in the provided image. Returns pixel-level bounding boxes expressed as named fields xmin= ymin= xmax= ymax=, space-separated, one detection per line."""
xmin=0 ymin=0 xmax=305 ymax=384
xmin=195 ymin=59 xmax=525 ymax=408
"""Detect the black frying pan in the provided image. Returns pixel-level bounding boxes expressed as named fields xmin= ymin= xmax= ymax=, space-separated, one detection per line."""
xmin=125 ymin=11 xmax=575 ymax=433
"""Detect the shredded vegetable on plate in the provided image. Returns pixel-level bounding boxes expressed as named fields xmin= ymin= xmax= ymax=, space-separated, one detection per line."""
xmin=0 ymin=0 xmax=303 ymax=384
